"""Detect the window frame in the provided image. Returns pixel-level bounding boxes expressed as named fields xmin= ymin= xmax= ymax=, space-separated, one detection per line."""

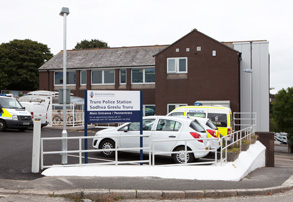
xmin=167 ymin=103 xmax=188 ymax=114
xmin=143 ymin=104 xmax=155 ymax=116
xmin=167 ymin=57 xmax=188 ymax=74
xmin=54 ymin=71 xmax=76 ymax=86
xmin=80 ymin=70 xmax=87 ymax=85
xmin=131 ymin=68 xmax=155 ymax=84
xmin=91 ymin=69 xmax=115 ymax=85
xmin=120 ymin=69 xmax=127 ymax=84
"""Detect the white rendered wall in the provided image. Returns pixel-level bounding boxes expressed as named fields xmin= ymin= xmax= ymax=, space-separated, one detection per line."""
xmin=233 ymin=41 xmax=270 ymax=132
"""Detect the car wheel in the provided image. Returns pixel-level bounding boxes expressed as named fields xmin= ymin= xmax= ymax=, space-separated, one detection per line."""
xmin=0 ymin=120 xmax=6 ymax=132
xmin=172 ymin=146 xmax=194 ymax=164
xmin=99 ymin=139 xmax=115 ymax=157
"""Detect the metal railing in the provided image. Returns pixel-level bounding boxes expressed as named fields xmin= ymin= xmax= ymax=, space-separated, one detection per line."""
xmin=233 ymin=112 xmax=256 ymax=132
xmin=41 ymin=134 xmax=151 ymax=169
xmin=221 ymin=126 xmax=254 ymax=164
xmin=51 ymin=103 xmax=84 ymax=127
xmin=40 ymin=126 xmax=255 ymax=169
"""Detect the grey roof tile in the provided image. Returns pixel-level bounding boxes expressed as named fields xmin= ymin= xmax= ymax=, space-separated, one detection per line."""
xmin=39 ymin=45 xmax=168 ymax=70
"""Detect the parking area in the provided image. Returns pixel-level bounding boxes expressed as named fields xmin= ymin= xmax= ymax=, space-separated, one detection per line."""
xmin=1 ymin=127 xmax=292 ymax=180
xmin=0 ymin=127 xmax=220 ymax=180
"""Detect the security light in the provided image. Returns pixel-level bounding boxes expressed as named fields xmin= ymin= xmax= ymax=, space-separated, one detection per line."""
xmin=59 ymin=7 xmax=70 ymax=16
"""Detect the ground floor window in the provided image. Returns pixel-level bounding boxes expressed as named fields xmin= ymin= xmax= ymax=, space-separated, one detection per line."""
xmin=132 ymin=68 xmax=155 ymax=84
xmin=92 ymin=70 xmax=115 ymax=85
xmin=80 ymin=70 xmax=87 ymax=85
xmin=167 ymin=104 xmax=187 ymax=113
xmin=54 ymin=71 xmax=76 ymax=85
xmin=120 ymin=69 xmax=127 ymax=84
xmin=143 ymin=105 xmax=155 ymax=116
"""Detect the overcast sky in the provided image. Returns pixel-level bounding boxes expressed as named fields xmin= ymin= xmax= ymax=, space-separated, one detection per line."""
xmin=1 ymin=0 xmax=292 ymax=94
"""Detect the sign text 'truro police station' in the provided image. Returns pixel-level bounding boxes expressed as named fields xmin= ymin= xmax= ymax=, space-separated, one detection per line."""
xmin=86 ymin=90 xmax=141 ymax=123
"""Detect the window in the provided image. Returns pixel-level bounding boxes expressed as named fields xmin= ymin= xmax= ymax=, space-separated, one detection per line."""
xmin=167 ymin=104 xmax=187 ymax=113
xmin=167 ymin=58 xmax=187 ymax=73
xmin=156 ymin=119 xmax=182 ymax=131
xmin=120 ymin=69 xmax=126 ymax=84
xmin=207 ymin=113 xmax=227 ymax=127
xmin=92 ymin=70 xmax=115 ymax=85
xmin=189 ymin=120 xmax=206 ymax=133
xmin=169 ymin=112 xmax=184 ymax=116
xmin=186 ymin=112 xmax=206 ymax=118
xmin=119 ymin=119 xmax=155 ymax=131
xmin=80 ymin=70 xmax=87 ymax=85
xmin=132 ymin=68 xmax=155 ymax=84
xmin=143 ymin=105 xmax=155 ymax=116
xmin=54 ymin=71 xmax=76 ymax=85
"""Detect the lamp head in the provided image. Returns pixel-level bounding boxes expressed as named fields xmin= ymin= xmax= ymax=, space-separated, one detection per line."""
xmin=59 ymin=7 xmax=70 ymax=16
xmin=243 ymin=69 xmax=253 ymax=73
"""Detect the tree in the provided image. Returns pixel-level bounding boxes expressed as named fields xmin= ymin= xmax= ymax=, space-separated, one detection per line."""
xmin=74 ymin=39 xmax=109 ymax=49
xmin=0 ymin=39 xmax=53 ymax=91
xmin=272 ymin=87 xmax=293 ymax=152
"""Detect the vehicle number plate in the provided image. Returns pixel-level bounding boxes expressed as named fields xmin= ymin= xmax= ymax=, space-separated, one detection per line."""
xmin=23 ymin=122 xmax=30 ymax=125
xmin=205 ymin=147 xmax=209 ymax=150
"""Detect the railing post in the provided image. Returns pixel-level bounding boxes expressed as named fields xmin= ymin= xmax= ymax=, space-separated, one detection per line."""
xmin=79 ymin=138 xmax=82 ymax=165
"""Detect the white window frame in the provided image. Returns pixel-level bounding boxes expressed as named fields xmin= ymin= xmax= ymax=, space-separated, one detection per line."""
xmin=54 ymin=71 xmax=76 ymax=86
xmin=80 ymin=70 xmax=87 ymax=85
xmin=167 ymin=57 xmax=188 ymax=74
xmin=131 ymin=68 xmax=155 ymax=84
xmin=167 ymin=103 xmax=188 ymax=113
xmin=91 ymin=69 xmax=115 ymax=85
xmin=120 ymin=69 xmax=127 ymax=84
xmin=143 ymin=104 xmax=155 ymax=116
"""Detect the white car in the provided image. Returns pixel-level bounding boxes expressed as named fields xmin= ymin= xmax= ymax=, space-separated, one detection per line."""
xmin=193 ymin=118 xmax=221 ymax=150
xmin=92 ymin=116 xmax=210 ymax=163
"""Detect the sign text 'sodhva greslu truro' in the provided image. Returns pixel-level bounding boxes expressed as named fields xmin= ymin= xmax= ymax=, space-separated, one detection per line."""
xmin=86 ymin=90 xmax=141 ymax=123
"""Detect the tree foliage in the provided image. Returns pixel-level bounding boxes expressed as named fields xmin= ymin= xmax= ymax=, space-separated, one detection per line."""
xmin=74 ymin=39 xmax=109 ymax=50
xmin=0 ymin=39 xmax=53 ymax=91
xmin=272 ymin=87 xmax=293 ymax=135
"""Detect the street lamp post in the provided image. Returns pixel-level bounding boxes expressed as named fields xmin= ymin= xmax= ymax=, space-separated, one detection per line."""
xmin=243 ymin=68 xmax=253 ymax=129
xmin=60 ymin=7 xmax=70 ymax=164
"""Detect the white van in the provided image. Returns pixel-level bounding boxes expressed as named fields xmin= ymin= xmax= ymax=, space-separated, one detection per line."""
xmin=18 ymin=96 xmax=49 ymax=128
xmin=167 ymin=105 xmax=233 ymax=139
xmin=0 ymin=94 xmax=33 ymax=131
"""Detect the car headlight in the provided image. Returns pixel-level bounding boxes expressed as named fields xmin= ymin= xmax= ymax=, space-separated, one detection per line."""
xmin=12 ymin=115 xmax=18 ymax=120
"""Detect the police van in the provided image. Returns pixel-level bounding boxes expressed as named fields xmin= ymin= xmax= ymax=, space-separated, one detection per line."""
xmin=167 ymin=105 xmax=233 ymax=139
xmin=0 ymin=94 xmax=33 ymax=131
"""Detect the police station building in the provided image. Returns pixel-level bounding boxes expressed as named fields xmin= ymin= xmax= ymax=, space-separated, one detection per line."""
xmin=38 ymin=29 xmax=270 ymax=131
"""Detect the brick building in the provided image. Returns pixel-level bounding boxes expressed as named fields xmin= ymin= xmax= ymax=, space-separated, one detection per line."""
xmin=39 ymin=29 xmax=269 ymax=130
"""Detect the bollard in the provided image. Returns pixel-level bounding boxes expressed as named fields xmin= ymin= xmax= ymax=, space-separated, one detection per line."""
xmin=32 ymin=118 xmax=41 ymax=173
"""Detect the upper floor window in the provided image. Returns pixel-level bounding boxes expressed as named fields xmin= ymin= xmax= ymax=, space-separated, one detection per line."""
xmin=120 ymin=69 xmax=126 ymax=84
xmin=92 ymin=70 xmax=115 ymax=85
xmin=132 ymin=68 xmax=155 ymax=84
xmin=167 ymin=58 xmax=187 ymax=73
xmin=54 ymin=71 xmax=76 ymax=85
xmin=80 ymin=70 xmax=87 ymax=85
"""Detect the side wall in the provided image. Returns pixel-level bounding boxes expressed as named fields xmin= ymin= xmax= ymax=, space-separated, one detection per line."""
xmin=155 ymin=31 xmax=240 ymax=115
xmin=233 ymin=41 xmax=270 ymax=132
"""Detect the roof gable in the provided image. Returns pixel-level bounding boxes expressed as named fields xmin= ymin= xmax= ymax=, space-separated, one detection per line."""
xmin=154 ymin=29 xmax=239 ymax=56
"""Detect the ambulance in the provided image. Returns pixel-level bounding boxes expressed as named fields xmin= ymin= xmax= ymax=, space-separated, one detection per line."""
xmin=167 ymin=105 xmax=233 ymax=139
xmin=0 ymin=94 xmax=33 ymax=131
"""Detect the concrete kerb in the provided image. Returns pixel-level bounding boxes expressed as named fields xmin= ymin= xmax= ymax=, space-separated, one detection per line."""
xmin=0 ymin=176 xmax=292 ymax=200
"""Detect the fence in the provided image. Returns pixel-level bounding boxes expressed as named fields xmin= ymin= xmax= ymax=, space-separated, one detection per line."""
xmin=233 ymin=112 xmax=256 ymax=131
xmin=40 ymin=126 xmax=255 ymax=169
xmin=51 ymin=103 xmax=84 ymax=127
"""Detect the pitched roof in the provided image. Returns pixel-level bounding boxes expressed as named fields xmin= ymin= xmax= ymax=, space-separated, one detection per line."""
xmin=39 ymin=45 xmax=168 ymax=70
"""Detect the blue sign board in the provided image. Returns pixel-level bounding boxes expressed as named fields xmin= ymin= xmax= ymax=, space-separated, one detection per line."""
xmin=85 ymin=90 xmax=142 ymax=123
xmin=84 ymin=90 xmax=143 ymax=163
